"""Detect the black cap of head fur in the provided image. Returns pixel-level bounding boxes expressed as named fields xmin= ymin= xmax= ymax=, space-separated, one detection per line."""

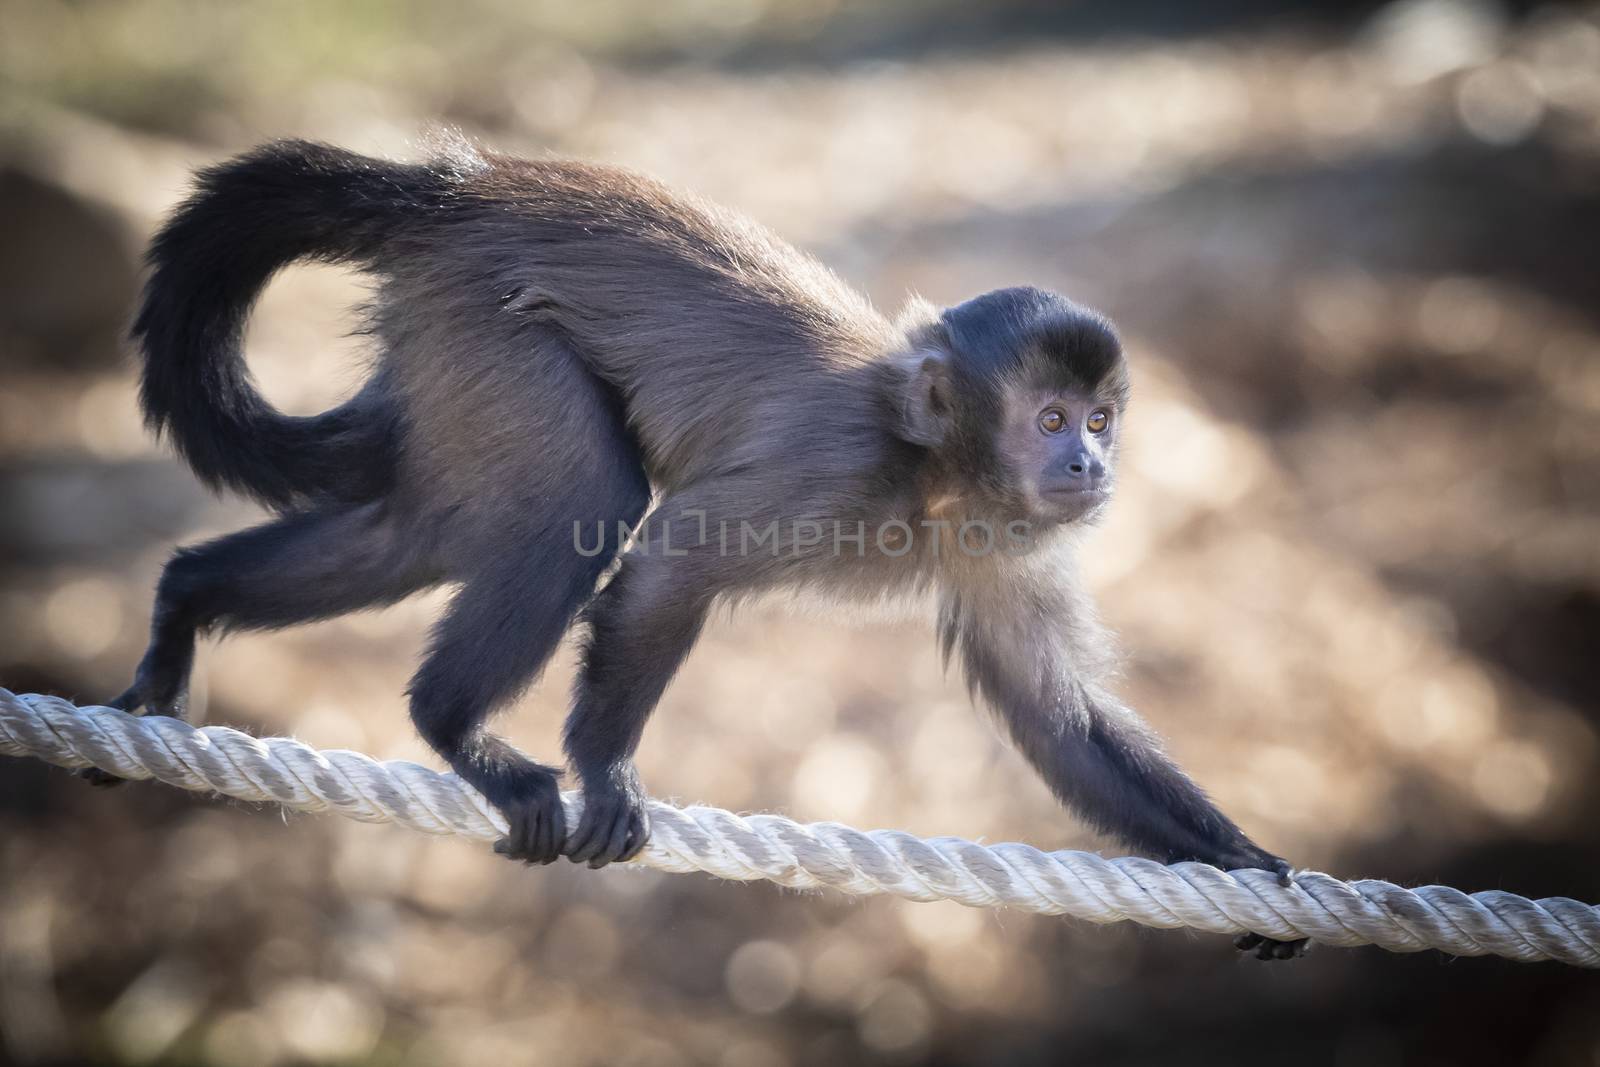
xmin=941 ymin=286 xmax=1128 ymax=405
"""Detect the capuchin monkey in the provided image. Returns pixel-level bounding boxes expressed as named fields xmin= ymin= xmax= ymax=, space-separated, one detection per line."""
xmin=105 ymin=139 xmax=1302 ymax=958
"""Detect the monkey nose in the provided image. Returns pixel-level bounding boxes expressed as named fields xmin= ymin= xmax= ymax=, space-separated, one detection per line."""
xmin=1063 ymin=454 xmax=1104 ymax=484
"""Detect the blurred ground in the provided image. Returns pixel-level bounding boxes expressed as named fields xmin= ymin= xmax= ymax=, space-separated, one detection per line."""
xmin=2 ymin=1 xmax=1600 ymax=1065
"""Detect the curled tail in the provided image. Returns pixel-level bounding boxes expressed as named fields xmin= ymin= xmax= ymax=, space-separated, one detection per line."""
xmin=133 ymin=139 xmax=461 ymax=510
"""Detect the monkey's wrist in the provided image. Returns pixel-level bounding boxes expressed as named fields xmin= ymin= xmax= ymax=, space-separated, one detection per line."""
xmin=573 ymin=759 xmax=641 ymax=794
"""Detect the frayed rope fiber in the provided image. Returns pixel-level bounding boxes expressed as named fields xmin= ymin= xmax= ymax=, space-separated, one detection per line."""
xmin=3 ymin=688 xmax=1597 ymax=966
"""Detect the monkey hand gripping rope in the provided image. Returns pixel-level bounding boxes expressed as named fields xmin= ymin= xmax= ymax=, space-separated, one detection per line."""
xmin=3 ymin=688 xmax=1597 ymax=967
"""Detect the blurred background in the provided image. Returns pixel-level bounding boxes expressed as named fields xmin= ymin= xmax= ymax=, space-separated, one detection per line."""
xmin=2 ymin=0 xmax=1599 ymax=1063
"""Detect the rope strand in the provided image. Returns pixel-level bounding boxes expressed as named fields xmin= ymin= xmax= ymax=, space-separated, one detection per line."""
xmin=3 ymin=687 xmax=1596 ymax=966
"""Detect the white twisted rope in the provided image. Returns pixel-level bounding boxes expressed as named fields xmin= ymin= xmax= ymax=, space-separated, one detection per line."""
xmin=3 ymin=689 xmax=1596 ymax=966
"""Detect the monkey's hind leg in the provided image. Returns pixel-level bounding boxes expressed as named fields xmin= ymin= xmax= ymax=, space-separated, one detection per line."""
xmin=87 ymin=501 xmax=440 ymax=787
xmin=407 ymin=523 xmax=640 ymax=866
xmin=563 ymin=537 xmax=717 ymax=869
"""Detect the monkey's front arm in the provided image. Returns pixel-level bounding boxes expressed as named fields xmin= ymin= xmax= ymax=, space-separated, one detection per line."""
xmin=948 ymin=596 xmax=1290 ymax=878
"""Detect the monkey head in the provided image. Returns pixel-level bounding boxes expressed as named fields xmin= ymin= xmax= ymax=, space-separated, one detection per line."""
xmin=892 ymin=286 xmax=1129 ymax=528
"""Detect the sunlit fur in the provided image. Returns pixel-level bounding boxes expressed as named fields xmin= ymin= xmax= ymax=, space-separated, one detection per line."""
xmin=118 ymin=139 xmax=1290 ymax=889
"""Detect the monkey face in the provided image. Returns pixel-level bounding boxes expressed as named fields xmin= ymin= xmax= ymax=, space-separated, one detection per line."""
xmin=993 ymin=384 xmax=1120 ymax=526
xmin=916 ymin=286 xmax=1129 ymax=528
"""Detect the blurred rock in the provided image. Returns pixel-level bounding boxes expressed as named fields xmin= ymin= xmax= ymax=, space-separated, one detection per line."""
xmin=0 ymin=168 xmax=138 ymax=374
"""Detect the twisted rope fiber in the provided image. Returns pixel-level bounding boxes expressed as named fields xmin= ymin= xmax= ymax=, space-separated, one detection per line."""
xmin=4 ymin=690 xmax=1597 ymax=966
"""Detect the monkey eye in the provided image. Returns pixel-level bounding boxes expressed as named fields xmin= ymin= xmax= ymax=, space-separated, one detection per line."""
xmin=1086 ymin=409 xmax=1110 ymax=434
xmin=1038 ymin=408 xmax=1068 ymax=434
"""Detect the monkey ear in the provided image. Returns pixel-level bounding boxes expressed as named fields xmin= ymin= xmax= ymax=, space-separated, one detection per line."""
xmin=895 ymin=352 xmax=953 ymax=448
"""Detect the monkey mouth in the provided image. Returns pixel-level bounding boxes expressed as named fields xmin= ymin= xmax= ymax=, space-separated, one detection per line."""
xmin=1037 ymin=486 xmax=1109 ymax=521
xmin=1039 ymin=486 xmax=1108 ymax=503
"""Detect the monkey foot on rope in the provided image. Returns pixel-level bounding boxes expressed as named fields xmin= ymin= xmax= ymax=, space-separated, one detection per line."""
xmin=3 ymin=689 xmax=1597 ymax=967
